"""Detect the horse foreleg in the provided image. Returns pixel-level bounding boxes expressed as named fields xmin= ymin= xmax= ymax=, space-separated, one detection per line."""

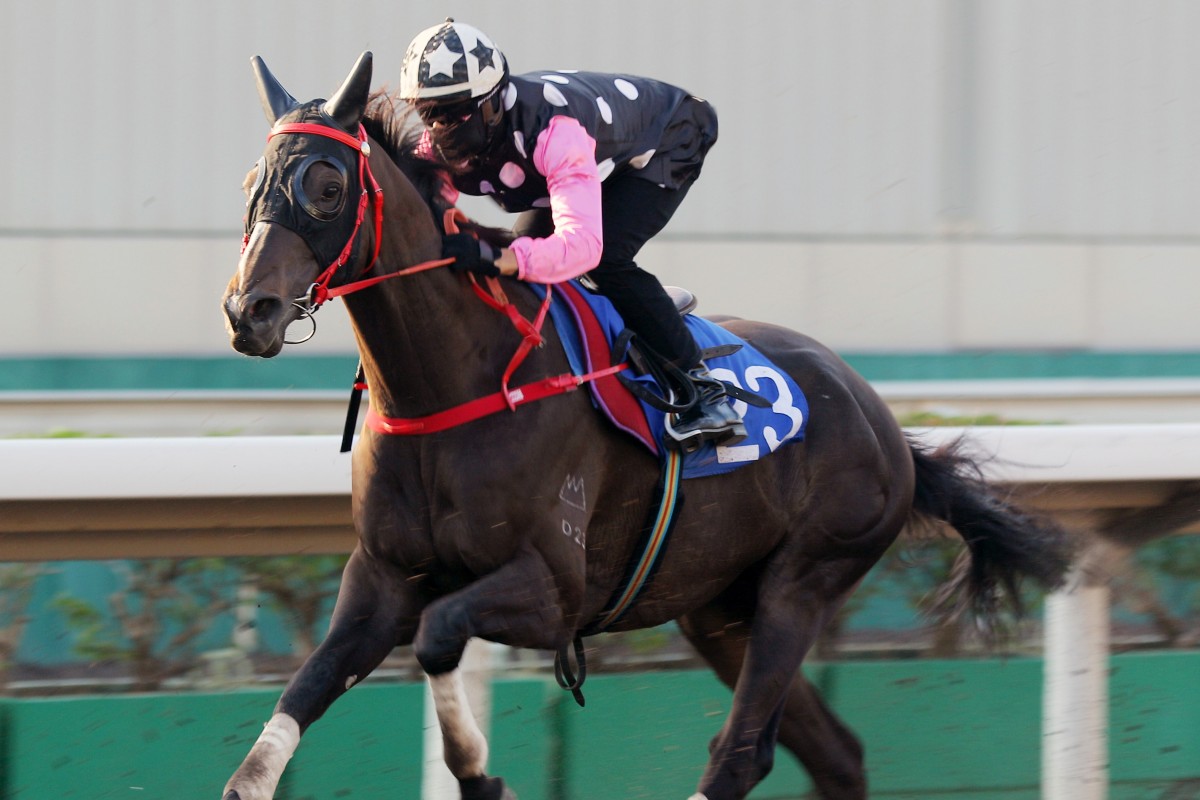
xmin=679 ymin=601 xmax=866 ymax=800
xmin=222 ymin=546 xmax=421 ymax=800
xmin=427 ymin=666 xmax=514 ymax=800
xmin=416 ymin=549 xmax=576 ymax=800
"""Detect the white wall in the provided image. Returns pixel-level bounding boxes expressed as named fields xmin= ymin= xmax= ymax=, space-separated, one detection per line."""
xmin=1 ymin=1 xmax=1196 ymax=357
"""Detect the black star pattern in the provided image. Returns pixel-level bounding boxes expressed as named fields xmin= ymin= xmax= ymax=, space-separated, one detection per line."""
xmin=470 ymin=40 xmax=495 ymax=72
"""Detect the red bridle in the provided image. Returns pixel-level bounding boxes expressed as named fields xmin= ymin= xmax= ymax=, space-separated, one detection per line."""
xmin=261 ymin=122 xmax=381 ymax=309
xmin=248 ymin=121 xmax=454 ymax=312
xmin=243 ymin=123 xmax=624 ymax=438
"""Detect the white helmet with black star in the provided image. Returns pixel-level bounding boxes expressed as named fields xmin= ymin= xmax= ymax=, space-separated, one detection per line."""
xmin=399 ymin=19 xmax=507 ymax=101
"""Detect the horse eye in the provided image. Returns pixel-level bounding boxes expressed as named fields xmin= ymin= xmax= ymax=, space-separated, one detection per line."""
xmin=295 ymin=156 xmax=349 ymax=221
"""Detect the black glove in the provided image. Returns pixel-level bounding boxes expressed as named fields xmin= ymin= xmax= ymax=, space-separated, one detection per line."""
xmin=442 ymin=233 xmax=500 ymax=278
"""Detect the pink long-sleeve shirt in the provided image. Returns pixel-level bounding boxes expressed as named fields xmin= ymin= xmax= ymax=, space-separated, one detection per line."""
xmin=507 ymin=116 xmax=603 ymax=283
xmin=419 ymin=115 xmax=604 ymax=284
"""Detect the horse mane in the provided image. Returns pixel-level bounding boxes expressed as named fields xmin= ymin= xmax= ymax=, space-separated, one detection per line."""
xmin=362 ymin=90 xmax=514 ymax=248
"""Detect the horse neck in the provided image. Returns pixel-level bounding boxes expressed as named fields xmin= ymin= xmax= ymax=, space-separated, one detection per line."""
xmin=341 ymin=152 xmax=539 ymax=418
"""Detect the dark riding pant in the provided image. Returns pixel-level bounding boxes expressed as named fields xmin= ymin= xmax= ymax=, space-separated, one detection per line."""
xmin=514 ymin=174 xmax=702 ymax=369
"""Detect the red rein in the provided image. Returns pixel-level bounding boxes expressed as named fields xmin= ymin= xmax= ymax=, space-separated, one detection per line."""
xmin=367 ymin=212 xmax=627 ymax=435
xmin=257 ymin=120 xmax=626 ymax=437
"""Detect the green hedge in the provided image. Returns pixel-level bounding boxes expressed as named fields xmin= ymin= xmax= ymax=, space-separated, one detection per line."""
xmin=2 ymin=654 xmax=1197 ymax=799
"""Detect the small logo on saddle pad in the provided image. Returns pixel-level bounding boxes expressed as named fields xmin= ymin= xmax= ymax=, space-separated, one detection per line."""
xmin=559 ymin=473 xmax=587 ymax=512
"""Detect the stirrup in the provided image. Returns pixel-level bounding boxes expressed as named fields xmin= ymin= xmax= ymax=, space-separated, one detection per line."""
xmin=663 ymin=373 xmax=747 ymax=453
xmin=664 ymin=417 xmax=706 ymax=454
xmin=664 ymin=412 xmax=747 ymax=453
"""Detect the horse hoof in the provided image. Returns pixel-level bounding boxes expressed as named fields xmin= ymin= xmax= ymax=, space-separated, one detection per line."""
xmin=461 ymin=775 xmax=515 ymax=800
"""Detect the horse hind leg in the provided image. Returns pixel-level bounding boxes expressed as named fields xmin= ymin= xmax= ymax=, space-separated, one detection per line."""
xmin=415 ymin=548 xmax=578 ymax=800
xmin=222 ymin=546 xmax=422 ymax=800
xmin=776 ymin=674 xmax=866 ymax=799
xmin=679 ymin=600 xmax=867 ymax=800
xmin=685 ymin=582 xmax=856 ymax=800
xmin=686 ymin=492 xmax=903 ymax=800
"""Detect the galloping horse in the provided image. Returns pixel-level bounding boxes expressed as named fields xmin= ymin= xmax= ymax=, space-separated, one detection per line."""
xmin=221 ymin=52 xmax=1070 ymax=800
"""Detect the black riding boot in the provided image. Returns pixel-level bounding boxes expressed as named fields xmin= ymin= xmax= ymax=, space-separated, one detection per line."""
xmin=664 ymin=363 xmax=747 ymax=453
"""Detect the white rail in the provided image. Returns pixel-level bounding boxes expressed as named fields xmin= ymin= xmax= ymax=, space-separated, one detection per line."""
xmin=0 ymin=435 xmax=353 ymax=500
xmin=5 ymin=424 xmax=1200 ymax=501
xmin=4 ymin=378 xmax=1200 ymax=438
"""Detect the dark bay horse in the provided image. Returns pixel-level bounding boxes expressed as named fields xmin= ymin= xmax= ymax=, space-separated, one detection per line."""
xmin=220 ymin=52 xmax=1071 ymax=800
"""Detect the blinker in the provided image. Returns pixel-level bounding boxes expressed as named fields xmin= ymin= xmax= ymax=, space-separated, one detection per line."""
xmin=293 ymin=154 xmax=350 ymax=222
xmin=243 ymin=105 xmax=366 ymax=271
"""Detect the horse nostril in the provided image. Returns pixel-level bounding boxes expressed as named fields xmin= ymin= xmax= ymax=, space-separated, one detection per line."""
xmin=248 ymin=296 xmax=282 ymax=323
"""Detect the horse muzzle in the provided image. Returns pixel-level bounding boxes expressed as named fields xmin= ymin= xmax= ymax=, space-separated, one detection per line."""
xmin=224 ymin=289 xmax=290 ymax=357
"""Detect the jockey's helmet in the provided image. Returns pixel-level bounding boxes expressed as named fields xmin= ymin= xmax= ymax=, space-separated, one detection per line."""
xmin=399 ymin=19 xmax=507 ymax=102
xmin=399 ymin=19 xmax=509 ymax=161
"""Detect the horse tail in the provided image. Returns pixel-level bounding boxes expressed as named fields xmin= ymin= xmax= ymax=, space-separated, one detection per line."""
xmin=906 ymin=434 xmax=1074 ymax=629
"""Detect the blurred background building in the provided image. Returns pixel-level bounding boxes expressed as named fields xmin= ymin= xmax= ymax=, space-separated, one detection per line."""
xmin=1 ymin=0 xmax=1197 ymax=422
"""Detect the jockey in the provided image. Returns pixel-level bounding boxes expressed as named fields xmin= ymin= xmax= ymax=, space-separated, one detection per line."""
xmin=399 ymin=18 xmax=745 ymax=451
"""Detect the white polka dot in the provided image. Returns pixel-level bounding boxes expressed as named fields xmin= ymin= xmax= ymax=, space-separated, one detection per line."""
xmin=499 ymin=162 xmax=526 ymax=188
xmin=596 ymin=97 xmax=612 ymax=124
xmin=479 ymin=180 xmax=495 ymax=194
xmin=596 ymin=158 xmax=615 ymax=181
xmin=629 ymin=149 xmax=656 ymax=169
xmin=532 ymin=197 xmax=552 ymax=208
xmin=541 ymin=74 xmax=570 ymax=84
xmin=513 ymin=130 xmax=526 ymax=158
xmin=614 ymin=79 xmax=639 ymax=100
xmin=504 ymin=83 xmax=518 ymax=110
xmin=543 ymin=83 xmax=568 ymax=107
xmin=555 ymin=69 xmax=579 ymax=74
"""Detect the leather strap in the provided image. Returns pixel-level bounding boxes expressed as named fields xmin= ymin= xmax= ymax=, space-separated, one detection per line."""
xmin=365 ymin=363 xmax=627 ymax=435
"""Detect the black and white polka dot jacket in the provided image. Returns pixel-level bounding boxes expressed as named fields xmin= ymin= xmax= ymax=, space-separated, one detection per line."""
xmin=452 ymin=70 xmax=718 ymax=213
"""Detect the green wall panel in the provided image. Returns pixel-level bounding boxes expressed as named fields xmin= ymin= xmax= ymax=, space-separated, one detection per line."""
xmin=489 ymin=679 xmax=562 ymax=800
xmin=829 ymin=659 xmax=1043 ymax=794
xmin=2 ymin=654 xmax=1198 ymax=799
xmin=558 ymin=670 xmax=782 ymax=799
xmin=1109 ymin=652 xmax=1200 ymax=783
xmin=5 ymin=351 xmax=1200 ymax=392
xmin=1 ymin=684 xmax=426 ymax=799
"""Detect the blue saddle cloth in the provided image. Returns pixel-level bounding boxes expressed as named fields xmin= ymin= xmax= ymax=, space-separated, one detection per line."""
xmin=532 ymin=281 xmax=808 ymax=479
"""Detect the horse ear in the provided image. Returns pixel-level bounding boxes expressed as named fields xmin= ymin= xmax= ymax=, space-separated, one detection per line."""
xmin=324 ymin=51 xmax=373 ymax=132
xmin=251 ymin=56 xmax=299 ymax=126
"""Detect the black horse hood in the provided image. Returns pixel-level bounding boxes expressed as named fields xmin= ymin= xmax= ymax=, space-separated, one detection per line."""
xmin=243 ymin=103 xmax=368 ymax=271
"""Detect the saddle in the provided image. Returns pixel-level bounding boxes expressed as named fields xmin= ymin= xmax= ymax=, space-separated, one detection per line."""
xmin=539 ymin=280 xmax=809 ymax=479
xmin=665 ymin=285 xmax=698 ymax=315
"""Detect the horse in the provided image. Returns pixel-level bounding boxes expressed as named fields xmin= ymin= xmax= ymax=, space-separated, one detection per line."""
xmin=220 ymin=52 xmax=1071 ymax=800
